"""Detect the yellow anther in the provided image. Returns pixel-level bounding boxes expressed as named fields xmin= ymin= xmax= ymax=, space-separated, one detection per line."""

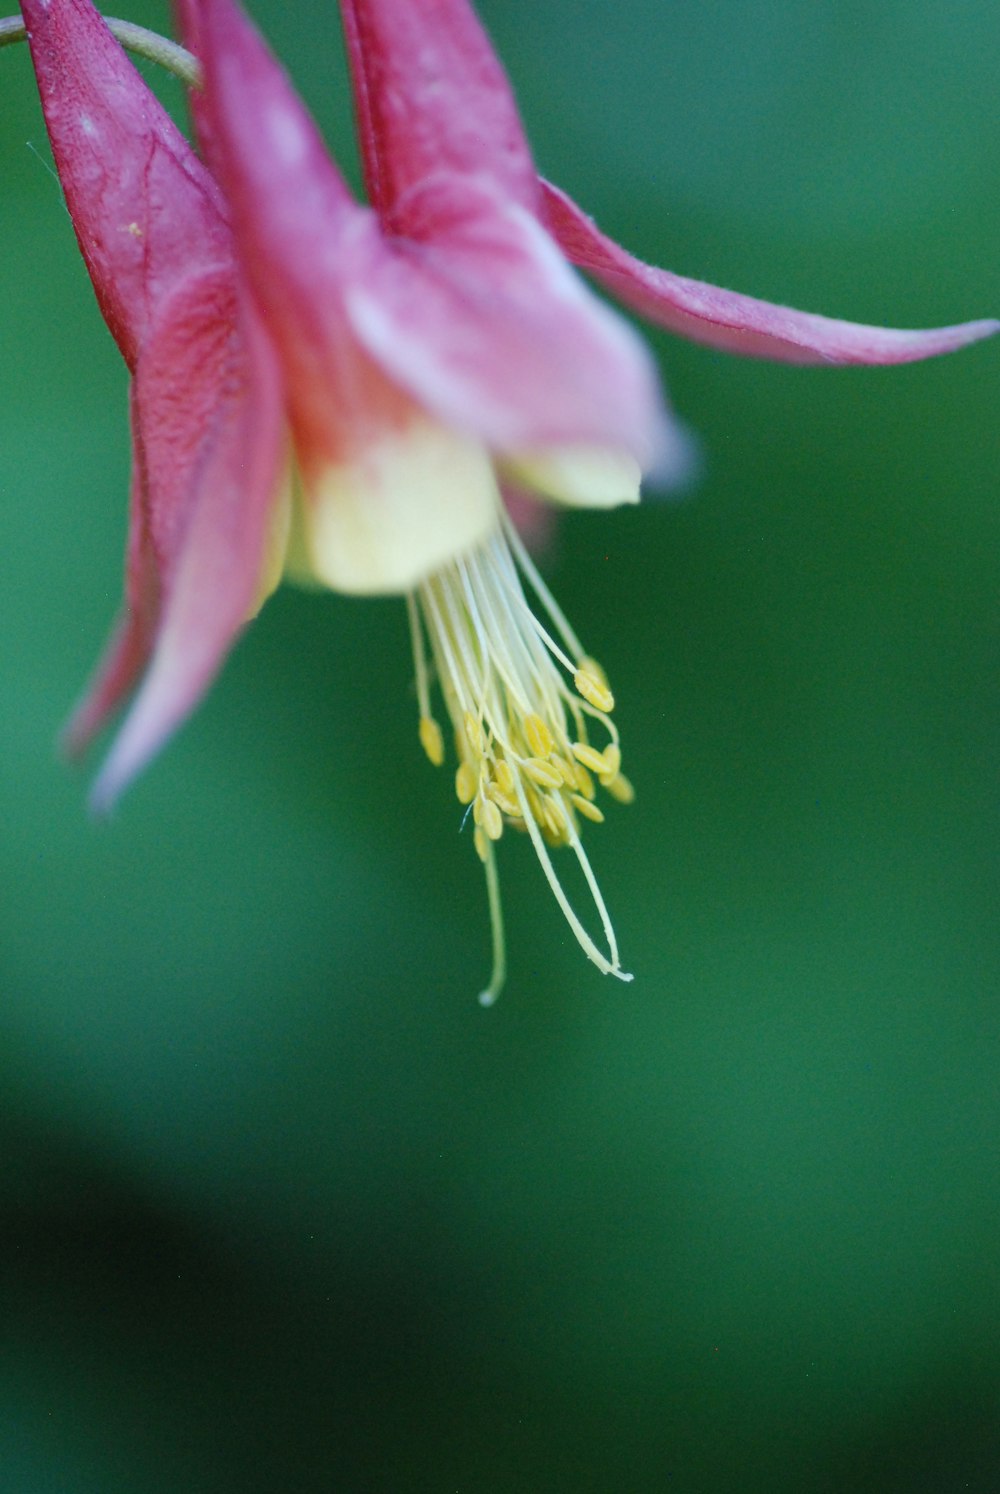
xmin=494 ymin=759 xmax=516 ymax=798
xmin=601 ymin=743 xmax=622 ymax=779
xmin=418 ymin=716 xmax=445 ymax=767
xmin=455 ymin=760 xmax=478 ymax=805
xmin=473 ymin=825 xmax=490 ymax=864
xmin=550 ymin=754 xmax=579 ymax=789
xmin=524 ymin=712 xmax=556 ymax=759
xmin=485 ymin=781 xmax=521 ymax=819
xmin=604 ymin=771 xmax=635 ymax=805
xmin=579 ymin=655 xmax=609 ymax=687
xmin=571 ymin=793 xmax=605 ymax=824
xmin=541 ymin=795 xmax=569 ymax=842
xmin=571 ymin=741 xmax=609 ymax=776
xmin=522 ymin=757 xmax=564 ymax=790
xmin=480 ymin=797 xmax=504 ymax=841
xmin=574 ymin=667 xmax=615 ymax=714
xmin=463 ymin=711 xmax=484 ymax=757
xmin=573 ymin=763 xmax=596 ymax=801
xmin=525 ymin=783 xmax=548 ymax=826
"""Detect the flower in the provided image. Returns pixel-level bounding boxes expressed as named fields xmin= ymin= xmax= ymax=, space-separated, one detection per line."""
xmin=24 ymin=0 xmax=999 ymax=1005
xmin=21 ymin=0 xmax=291 ymax=810
xmin=182 ymin=0 xmax=996 ymax=1001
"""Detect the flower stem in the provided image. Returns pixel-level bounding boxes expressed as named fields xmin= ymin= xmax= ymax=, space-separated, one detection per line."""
xmin=0 ymin=14 xmax=202 ymax=89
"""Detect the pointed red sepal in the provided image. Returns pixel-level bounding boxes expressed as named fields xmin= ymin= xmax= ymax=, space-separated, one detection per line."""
xmin=22 ymin=0 xmax=230 ymax=370
xmin=87 ymin=276 xmax=288 ymax=812
xmin=541 ymin=181 xmax=1000 ymax=366
xmin=25 ymin=0 xmax=289 ymax=806
xmin=339 ymin=0 xmax=538 ymax=225
xmin=61 ymin=397 xmax=161 ymax=757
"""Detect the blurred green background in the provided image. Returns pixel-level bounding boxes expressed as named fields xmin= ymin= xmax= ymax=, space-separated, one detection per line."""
xmin=2 ymin=1 xmax=998 ymax=1489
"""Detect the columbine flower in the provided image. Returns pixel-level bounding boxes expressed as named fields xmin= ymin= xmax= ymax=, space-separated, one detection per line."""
xmin=21 ymin=0 xmax=291 ymax=809
xmin=181 ymin=0 xmax=996 ymax=1001
xmin=22 ymin=0 xmax=998 ymax=1005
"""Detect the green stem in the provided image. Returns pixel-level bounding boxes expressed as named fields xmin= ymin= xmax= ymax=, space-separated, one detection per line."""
xmin=0 ymin=13 xmax=202 ymax=89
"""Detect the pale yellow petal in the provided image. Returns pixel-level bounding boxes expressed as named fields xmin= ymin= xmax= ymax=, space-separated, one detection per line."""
xmin=300 ymin=422 xmax=500 ymax=594
xmin=502 ymin=445 xmax=641 ymax=508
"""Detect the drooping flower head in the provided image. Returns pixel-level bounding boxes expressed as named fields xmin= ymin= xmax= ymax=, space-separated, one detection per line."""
xmin=20 ymin=0 xmax=291 ymax=809
xmin=20 ymin=0 xmax=998 ymax=1003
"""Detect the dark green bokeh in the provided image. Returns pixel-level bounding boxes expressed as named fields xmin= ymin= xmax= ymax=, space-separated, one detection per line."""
xmin=1 ymin=2 xmax=997 ymax=1489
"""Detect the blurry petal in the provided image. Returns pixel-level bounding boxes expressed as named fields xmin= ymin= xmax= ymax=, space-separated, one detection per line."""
xmin=89 ymin=274 xmax=287 ymax=810
xmin=339 ymin=0 xmax=538 ymax=223
xmin=172 ymin=0 xmax=224 ymax=177
xmin=195 ymin=0 xmax=682 ymax=480
xmin=62 ymin=401 xmax=160 ymax=755
xmin=502 ymin=447 xmax=642 ymax=509
xmin=193 ymin=0 xmax=411 ymax=476
xmin=346 ymin=177 xmax=675 ymax=470
xmin=541 ymin=180 xmax=1000 ymax=365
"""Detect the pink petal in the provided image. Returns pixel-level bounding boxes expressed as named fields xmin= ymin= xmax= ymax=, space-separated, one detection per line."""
xmin=192 ymin=0 xmax=409 ymax=480
xmin=62 ymin=398 xmax=160 ymax=756
xmin=22 ymin=0 xmax=231 ymax=370
xmin=339 ymin=0 xmax=538 ymax=226
xmin=541 ymin=180 xmax=1000 ymax=366
xmin=195 ymin=0 xmax=674 ymax=472
xmin=172 ymin=0 xmax=221 ymax=176
xmin=89 ymin=273 xmax=287 ymax=811
xmin=346 ymin=174 xmax=673 ymax=467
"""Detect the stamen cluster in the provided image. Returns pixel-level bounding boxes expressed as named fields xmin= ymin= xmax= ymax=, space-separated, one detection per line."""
xmin=408 ymin=511 xmax=634 ymax=1004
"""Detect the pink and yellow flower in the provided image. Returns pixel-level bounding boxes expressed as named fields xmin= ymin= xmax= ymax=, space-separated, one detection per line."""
xmin=22 ymin=0 xmax=998 ymax=1001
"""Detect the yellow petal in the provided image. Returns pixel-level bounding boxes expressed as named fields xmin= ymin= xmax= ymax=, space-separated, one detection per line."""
xmin=300 ymin=421 xmax=500 ymax=594
xmin=502 ymin=444 xmax=641 ymax=508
